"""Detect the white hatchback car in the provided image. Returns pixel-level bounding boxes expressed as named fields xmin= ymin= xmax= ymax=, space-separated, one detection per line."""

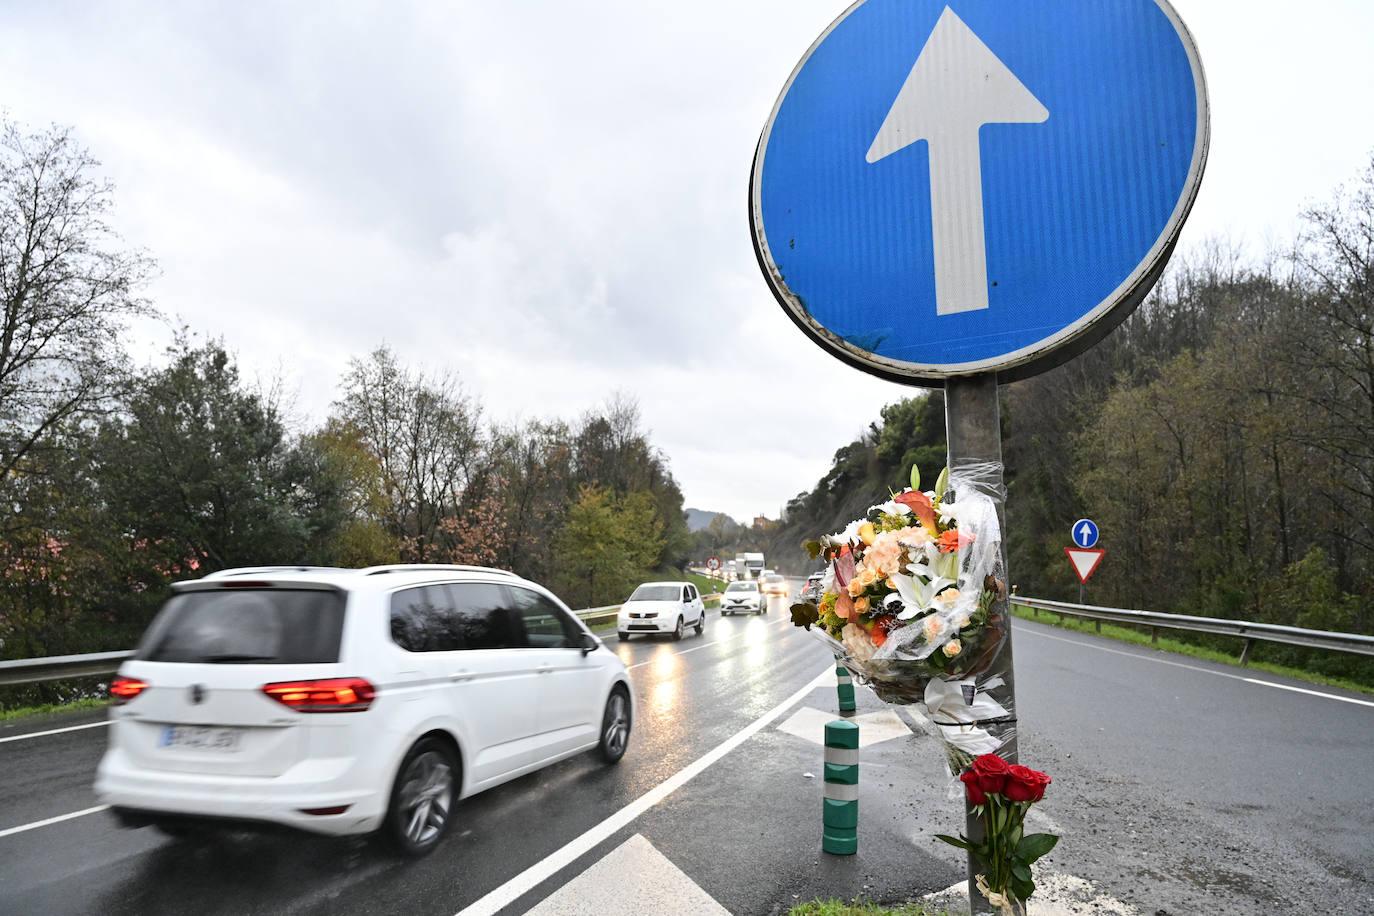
xmin=95 ymin=565 xmax=634 ymax=856
xmin=720 ymin=580 xmax=765 ymax=615
xmin=616 ymin=581 xmax=705 ymax=641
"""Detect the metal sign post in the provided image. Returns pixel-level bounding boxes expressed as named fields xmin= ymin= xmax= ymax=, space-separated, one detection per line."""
xmin=749 ymin=2 xmax=1208 ymax=909
xmin=945 ymin=374 xmax=1015 ymax=906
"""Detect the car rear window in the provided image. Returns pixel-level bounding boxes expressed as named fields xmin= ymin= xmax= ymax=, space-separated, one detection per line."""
xmin=136 ymin=589 xmax=346 ymax=664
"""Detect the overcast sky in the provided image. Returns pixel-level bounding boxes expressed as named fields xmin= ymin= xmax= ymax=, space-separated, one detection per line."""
xmin=2 ymin=0 xmax=1372 ymax=522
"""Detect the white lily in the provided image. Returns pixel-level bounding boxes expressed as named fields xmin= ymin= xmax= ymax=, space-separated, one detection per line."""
xmin=905 ymin=540 xmax=948 ymax=581
xmin=891 ymin=572 xmax=957 ymax=620
xmin=869 ymin=498 xmax=912 ymax=518
xmin=905 ymin=553 xmax=939 ymax=581
xmin=938 ymin=500 xmax=960 ymax=525
xmin=821 ymin=518 xmax=864 ymax=547
xmin=839 ymin=518 xmax=865 ymax=544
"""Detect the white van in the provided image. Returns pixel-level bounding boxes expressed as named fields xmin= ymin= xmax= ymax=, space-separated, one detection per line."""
xmin=95 ymin=565 xmax=634 ymax=856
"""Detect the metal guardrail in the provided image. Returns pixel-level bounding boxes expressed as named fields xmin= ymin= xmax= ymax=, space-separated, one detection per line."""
xmin=1015 ymin=595 xmax=1374 ymax=664
xmin=0 ymin=650 xmax=137 ymax=687
xmin=0 ymin=592 xmax=728 ymax=687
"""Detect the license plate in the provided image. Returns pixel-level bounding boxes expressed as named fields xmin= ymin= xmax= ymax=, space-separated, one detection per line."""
xmin=159 ymin=725 xmax=242 ymax=753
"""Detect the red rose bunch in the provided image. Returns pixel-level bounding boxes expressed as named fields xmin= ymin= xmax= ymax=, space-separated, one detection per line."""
xmin=939 ymin=754 xmax=1057 ymax=912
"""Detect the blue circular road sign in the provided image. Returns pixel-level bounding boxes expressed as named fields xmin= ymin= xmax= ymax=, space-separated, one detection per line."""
xmin=750 ymin=0 xmax=1209 ymax=384
xmin=1072 ymin=518 xmax=1100 ymax=549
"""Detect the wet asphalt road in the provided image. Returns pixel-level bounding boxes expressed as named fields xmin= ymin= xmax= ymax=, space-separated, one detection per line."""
xmin=0 ymin=588 xmax=821 ymax=916
xmin=1 ymin=589 xmax=1371 ymax=916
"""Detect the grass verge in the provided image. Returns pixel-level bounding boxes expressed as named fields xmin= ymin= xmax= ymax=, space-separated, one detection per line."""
xmin=1011 ymin=604 xmax=1374 ymax=696
xmin=0 ymin=696 xmax=112 ymax=722
xmin=788 ymin=901 xmax=946 ymax=916
xmin=655 ymin=567 xmax=731 ymax=595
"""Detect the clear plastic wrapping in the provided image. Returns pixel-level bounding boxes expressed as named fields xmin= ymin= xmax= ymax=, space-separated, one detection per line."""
xmin=797 ymin=460 xmax=1015 ymax=775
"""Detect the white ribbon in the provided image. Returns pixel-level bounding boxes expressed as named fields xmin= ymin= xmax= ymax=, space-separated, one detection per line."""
xmin=923 ymin=676 xmax=1007 ymax=725
xmin=923 ymin=675 xmax=1009 ymax=762
xmin=937 ymin=723 xmax=1004 ymax=757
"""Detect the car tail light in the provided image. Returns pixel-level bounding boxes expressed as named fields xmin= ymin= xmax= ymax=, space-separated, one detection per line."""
xmin=110 ymin=676 xmax=150 ymax=704
xmin=299 ymin=806 xmax=351 ymax=816
xmin=261 ymin=678 xmax=376 ymax=713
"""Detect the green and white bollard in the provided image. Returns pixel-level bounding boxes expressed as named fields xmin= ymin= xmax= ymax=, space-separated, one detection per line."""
xmin=822 ymin=719 xmax=859 ymax=855
xmin=835 ymin=662 xmax=856 ymax=717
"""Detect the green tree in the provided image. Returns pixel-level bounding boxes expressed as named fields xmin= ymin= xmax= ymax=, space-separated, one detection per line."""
xmin=553 ymin=485 xmax=664 ymax=608
xmin=292 ymin=420 xmax=399 ymax=567
xmin=94 ymin=340 xmax=343 ymax=572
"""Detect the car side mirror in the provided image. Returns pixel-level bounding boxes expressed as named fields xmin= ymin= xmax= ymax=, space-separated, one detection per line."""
xmin=580 ymin=632 xmax=599 ymax=656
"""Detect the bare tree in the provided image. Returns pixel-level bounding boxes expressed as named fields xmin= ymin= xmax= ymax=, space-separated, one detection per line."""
xmin=332 ymin=346 xmax=486 ymax=556
xmin=1292 ymin=154 xmax=1374 ymax=559
xmin=0 ymin=122 xmax=154 ymax=500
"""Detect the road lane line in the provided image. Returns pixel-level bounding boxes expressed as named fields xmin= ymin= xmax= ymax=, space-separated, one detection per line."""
xmin=454 ymin=665 xmax=833 ymax=916
xmin=0 ymin=720 xmax=110 ymax=744
xmin=1016 ymin=624 xmax=1374 ymax=708
xmin=1239 ymin=677 xmax=1374 ymax=706
xmin=0 ymin=805 xmax=109 ymax=839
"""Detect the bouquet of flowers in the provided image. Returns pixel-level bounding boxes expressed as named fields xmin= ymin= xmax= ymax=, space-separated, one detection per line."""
xmin=937 ymin=753 xmax=1059 ymax=915
xmin=790 ymin=463 xmax=1008 ymax=705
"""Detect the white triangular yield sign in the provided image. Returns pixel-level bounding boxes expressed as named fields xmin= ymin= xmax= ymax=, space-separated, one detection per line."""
xmin=1065 ymin=547 xmax=1106 ymax=584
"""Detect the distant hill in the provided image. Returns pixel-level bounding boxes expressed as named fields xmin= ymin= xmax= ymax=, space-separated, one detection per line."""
xmin=760 ymin=393 xmax=947 ymax=575
xmin=684 ymin=507 xmax=735 ymax=532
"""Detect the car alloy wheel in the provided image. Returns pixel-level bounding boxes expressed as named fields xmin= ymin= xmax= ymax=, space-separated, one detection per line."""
xmin=386 ymin=739 xmax=457 ymax=857
xmin=673 ymin=616 xmax=684 ymax=641
xmin=599 ymin=689 xmax=631 ymax=763
xmin=694 ymin=610 xmax=704 ymax=635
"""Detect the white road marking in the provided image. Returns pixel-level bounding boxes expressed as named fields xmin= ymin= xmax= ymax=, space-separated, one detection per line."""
xmin=454 ymin=666 xmax=833 ymax=916
xmin=0 ymin=720 xmax=110 ymax=744
xmin=776 ymin=706 xmax=913 ymax=748
xmin=0 ymin=804 xmax=110 ymax=839
xmin=1017 ymin=624 xmax=1374 ymax=709
xmin=523 ymin=834 xmax=728 ymax=916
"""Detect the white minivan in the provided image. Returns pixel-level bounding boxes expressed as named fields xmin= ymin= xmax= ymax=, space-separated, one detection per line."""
xmin=95 ymin=565 xmax=634 ymax=856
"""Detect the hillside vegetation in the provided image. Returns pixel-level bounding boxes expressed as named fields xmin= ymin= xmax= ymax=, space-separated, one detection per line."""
xmin=764 ymin=157 xmax=1374 ymax=685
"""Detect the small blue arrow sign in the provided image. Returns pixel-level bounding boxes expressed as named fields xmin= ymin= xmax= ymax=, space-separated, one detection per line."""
xmin=1072 ymin=518 xmax=1100 ymax=549
xmin=750 ymin=0 xmax=1209 ymax=383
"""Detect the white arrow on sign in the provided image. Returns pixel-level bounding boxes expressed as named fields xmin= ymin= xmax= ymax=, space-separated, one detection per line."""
xmin=866 ymin=6 xmax=1049 ymax=316
xmin=1076 ymin=521 xmax=1095 ymax=547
